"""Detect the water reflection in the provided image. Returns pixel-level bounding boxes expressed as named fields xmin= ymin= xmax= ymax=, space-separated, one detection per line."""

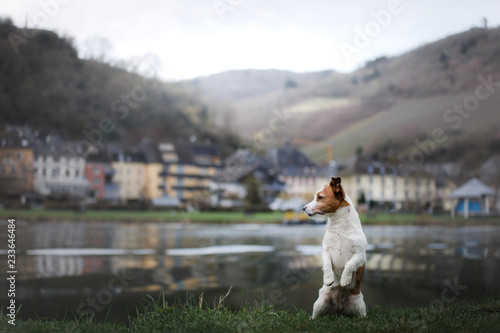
xmin=0 ymin=221 xmax=499 ymax=321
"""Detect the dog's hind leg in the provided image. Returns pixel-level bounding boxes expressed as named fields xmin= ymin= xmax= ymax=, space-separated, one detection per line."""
xmin=347 ymin=293 xmax=366 ymax=317
xmin=312 ymin=286 xmax=334 ymax=319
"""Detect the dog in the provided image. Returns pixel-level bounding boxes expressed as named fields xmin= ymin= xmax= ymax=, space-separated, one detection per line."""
xmin=303 ymin=176 xmax=367 ymax=318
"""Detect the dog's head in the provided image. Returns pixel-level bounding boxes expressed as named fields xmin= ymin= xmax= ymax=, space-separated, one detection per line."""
xmin=302 ymin=177 xmax=349 ymax=220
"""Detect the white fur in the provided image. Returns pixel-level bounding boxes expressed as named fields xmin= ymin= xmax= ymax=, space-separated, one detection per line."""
xmin=304 ymin=193 xmax=368 ymax=318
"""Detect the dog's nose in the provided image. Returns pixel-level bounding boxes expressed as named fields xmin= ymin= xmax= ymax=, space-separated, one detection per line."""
xmin=302 ymin=205 xmax=306 ymax=211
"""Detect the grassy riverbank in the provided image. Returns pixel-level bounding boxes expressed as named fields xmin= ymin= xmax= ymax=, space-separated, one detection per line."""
xmin=1 ymin=207 xmax=498 ymax=225
xmin=0 ymin=208 xmax=284 ymax=224
xmin=2 ymin=296 xmax=499 ymax=333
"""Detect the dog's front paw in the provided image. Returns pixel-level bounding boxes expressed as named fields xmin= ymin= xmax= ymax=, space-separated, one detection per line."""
xmin=340 ymin=273 xmax=352 ymax=287
xmin=323 ymin=274 xmax=335 ymax=286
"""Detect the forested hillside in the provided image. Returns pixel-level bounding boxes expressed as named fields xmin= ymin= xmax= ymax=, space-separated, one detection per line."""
xmin=0 ymin=19 xmax=239 ymax=155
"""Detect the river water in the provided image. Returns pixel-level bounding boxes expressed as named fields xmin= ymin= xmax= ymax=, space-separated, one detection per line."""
xmin=1 ymin=220 xmax=499 ymax=322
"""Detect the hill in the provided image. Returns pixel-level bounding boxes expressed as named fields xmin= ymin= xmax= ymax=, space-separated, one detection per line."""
xmin=187 ymin=69 xmax=333 ymax=101
xmin=188 ymin=26 xmax=500 ymax=166
xmin=0 ymin=19 xmax=239 ymax=156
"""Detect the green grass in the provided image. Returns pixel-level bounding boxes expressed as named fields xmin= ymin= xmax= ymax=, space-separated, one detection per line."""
xmin=1 ymin=293 xmax=499 ymax=333
xmin=0 ymin=207 xmax=285 ymax=224
xmin=1 ymin=207 xmax=498 ymax=224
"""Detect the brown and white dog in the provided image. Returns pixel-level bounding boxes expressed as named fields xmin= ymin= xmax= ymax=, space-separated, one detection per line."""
xmin=303 ymin=177 xmax=367 ymax=318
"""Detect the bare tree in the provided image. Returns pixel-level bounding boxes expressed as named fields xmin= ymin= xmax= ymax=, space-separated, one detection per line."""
xmin=81 ymin=36 xmax=113 ymax=62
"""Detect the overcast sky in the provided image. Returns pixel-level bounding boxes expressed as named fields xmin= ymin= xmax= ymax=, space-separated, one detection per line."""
xmin=3 ymin=0 xmax=499 ymax=80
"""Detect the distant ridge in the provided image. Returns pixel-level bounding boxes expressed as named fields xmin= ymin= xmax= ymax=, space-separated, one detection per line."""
xmin=187 ymin=26 xmax=500 ymax=164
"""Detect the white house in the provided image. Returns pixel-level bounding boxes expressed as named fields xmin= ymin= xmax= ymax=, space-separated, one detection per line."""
xmin=339 ymin=157 xmax=437 ymax=211
xmin=33 ymin=142 xmax=90 ymax=197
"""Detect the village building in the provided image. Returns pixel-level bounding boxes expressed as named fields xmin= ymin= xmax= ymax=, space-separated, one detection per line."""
xmin=449 ymin=178 xmax=496 ymax=218
xmin=33 ymin=142 xmax=89 ymax=197
xmin=339 ymin=156 xmax=437 ymax=211
xmin=267 ymin=142 xmax=322 ymax=198
xmin=212 ymin=149 xmax=284 ymax=208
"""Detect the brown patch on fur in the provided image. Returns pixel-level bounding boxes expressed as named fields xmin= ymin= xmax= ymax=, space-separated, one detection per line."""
xmin=314 ymin=185 xmax=349 ymax=214
xmin=313 ymin=177 xmax=349 ymax=214
xmin=350 ymin=263 xmax=365 ymax=295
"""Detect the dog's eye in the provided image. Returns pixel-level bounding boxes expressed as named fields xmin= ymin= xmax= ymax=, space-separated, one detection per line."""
xmin=317 ymin=196 xmax=323 ymax=200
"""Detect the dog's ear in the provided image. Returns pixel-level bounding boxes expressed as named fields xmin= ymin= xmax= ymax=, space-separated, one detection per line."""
xmin=330 ymin=177 xmax=345 ymax=201
xmin=330 ymin=177 xmax=341 ymax=193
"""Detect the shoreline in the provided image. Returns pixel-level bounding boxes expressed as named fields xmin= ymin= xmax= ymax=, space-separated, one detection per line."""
xmin=1 ymin=209 xmax=499 ymax=226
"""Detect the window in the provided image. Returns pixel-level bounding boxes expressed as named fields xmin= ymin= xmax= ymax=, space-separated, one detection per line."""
xmin=17 ymin=152 xmax=21 ymax=160
xmin=53 ymin=156 xmax=59 ymax=162
xmin=356 ymin=175 xmax=361 ymax=184
xmin=75 ymin=170 xmax=79 ymax=178
xmin=93 ymin=178 xmax=100 ymax=185
xmin=1 ymin=165 xmax=5 ymax=174
xmin=93 ymin=167 xmax=100 ymax=175
xmin=42 ymin=168 xmax=46 ymax=177
xmin=10 ymin=165 xmax=16 ymax=174
xmin=66 ymin=170 xmax=70 ymax=177
xmin=52 ymin=168 xmax=60 ymax=177
xmin=21 ymin=165 xmax=26 ymax=174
